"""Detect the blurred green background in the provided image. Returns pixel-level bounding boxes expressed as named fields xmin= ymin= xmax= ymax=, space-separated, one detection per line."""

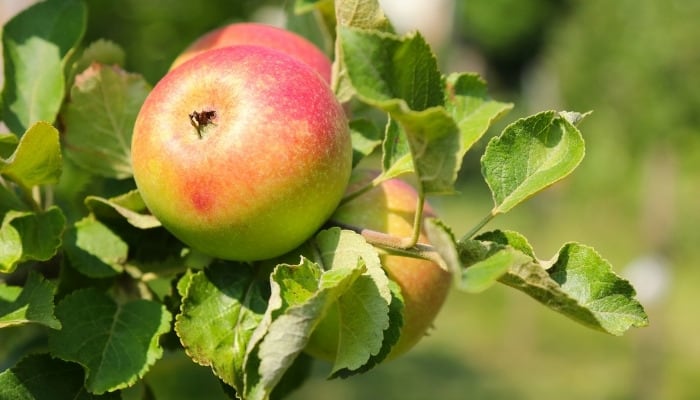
xmin=5 ymin=0 xmax=700 ymax=398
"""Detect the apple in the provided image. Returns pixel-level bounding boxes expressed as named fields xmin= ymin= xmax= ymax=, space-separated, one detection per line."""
xmin=304 ymin=170 xmax=453 ymax=361
xmin=170 ymin=22 xmax=332 ymax=83
xmin=131 ymin=45 xmax=352 ymax=261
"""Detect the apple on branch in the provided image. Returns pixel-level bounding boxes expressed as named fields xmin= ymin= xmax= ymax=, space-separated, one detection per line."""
xmin=131 ymin=45 xmax=351 ymax=261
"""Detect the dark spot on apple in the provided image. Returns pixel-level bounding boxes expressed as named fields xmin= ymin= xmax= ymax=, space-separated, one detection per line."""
xmin=189 ymin=110 xmax=216 ymax=138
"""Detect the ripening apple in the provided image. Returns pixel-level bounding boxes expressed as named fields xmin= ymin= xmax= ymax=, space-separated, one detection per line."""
xmin=304 ymin=170 xmax=453 ymax=361
xmin=131 ymin=45 xmax=352 ymax=261
xmin=170 ymin=22 xmax=332 ymax=83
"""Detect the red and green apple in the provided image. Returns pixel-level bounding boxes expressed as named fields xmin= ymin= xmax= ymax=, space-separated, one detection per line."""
xmin=131 ymin=45 xmax=351 ymax=261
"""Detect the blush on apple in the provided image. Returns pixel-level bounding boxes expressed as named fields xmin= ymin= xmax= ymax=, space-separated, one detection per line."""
xmin=131 ymin=46 xmax=352 ymax=262
xmin=304 ymin=170 xmax=453 ymax=361
xmin=170 ymin=22 xmax=332 ymax=83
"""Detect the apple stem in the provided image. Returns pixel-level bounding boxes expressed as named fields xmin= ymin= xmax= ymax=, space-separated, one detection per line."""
xmin=404 ymin=193 xmax=425 ymax=249
xmin=189 ymin=110 xmax=216 ymax=138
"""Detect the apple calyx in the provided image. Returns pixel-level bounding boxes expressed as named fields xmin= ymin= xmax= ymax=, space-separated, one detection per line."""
xmin=189 ymin=110 xmax=216 ymax=138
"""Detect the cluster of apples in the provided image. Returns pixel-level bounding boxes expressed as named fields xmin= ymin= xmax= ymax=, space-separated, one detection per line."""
xmin=130 ymin=23 xmax=451 ymax=361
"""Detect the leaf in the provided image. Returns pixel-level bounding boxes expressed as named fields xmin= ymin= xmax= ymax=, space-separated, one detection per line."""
xmin=456 ymin=239 xmax=530 ymax=294
xmin=0 ymin=206 xmax=65 ymax=274
xmin=423 ymin=218 xmax=462 ymax=275
xmin=175 ymin=262 xmax=267 ymax=391
xmin=1 ymin=0 xmax=86 ymax=134
xmin=330 ymin=279 xmax=404 ymax=379
xmin=483 ymin=230 xmax=649 ymax=335
xmin=312 ymin=228 xmax=392 ymax=374
xmin=0 ymin=181 xmax=27 ymax=217
xmin=85 ymin=190 xmax=161 ymax=229
xmin=0 ymin=271 xmax=61 ymax=329
xmin=337 ymin=27 xmax=461 ymax=193
xmin=338 ymin=27 xmax=442 ymax=111
xmin=61 ymin=63 xmax=151 ymax=179
xmin=63 ymin=217 xmax=128 ymax=278
xmin=381 ymin=118 xmax=413 ymax=180
xmin=48 ymin=288 xmax=172 ymax=394
xmin=335 ymin=0 xmax=391 ymax=31
xmin=332 ymin=0 xmax=394 ymax=101
xmin=481 ymin=111 xmax=586 ymax=214
xmin=444 ymin=72 xmax=513 ymax=156
xmin=349 ymin=118 xmax=382 ymax=167
xmin=0 ymin=122 xmax=62 ymax=189
xmin=0 ymin=353 xmax=120 ymax=400
xmin=245 ymin=259 xmax=364 ymax=400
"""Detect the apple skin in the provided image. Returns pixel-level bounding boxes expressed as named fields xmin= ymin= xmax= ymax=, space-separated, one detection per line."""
xmin=131 ymin=46 xmax=351 ymax=262
xmin=304 ymin=170 xmax=453 ymax=361
xmin=170 ymin=22 xmax=331 ymax=83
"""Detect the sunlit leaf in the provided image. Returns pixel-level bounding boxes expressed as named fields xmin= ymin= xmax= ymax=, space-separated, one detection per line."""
xmin=481 ymin=230 xmax=649 ymax=335
xmin=337 ymin=27 xmax=460 ymax=194
xmin=245 ymin=259 xmax=363 ymax=400
xmin=312 ymin=228 xmax=392 ymax=374
xmin=85 ymin=190 xmax=161 ymax=229
xmin=63 ymin=217 xmax=128 ymax=278
xmin=175 ymin=263 xmax=267 ymax=391
xmin=48 ymin=288 xmax=172 ymax=394
xmin=444 ymin=72 xmax=513 ymax=156
xmin=482 ymin=111 xmax=586 ymax=214
xmin=1 ymin=0 xmax=86 ymax=134
xmin=0 ymin=122 xmax=61 ymax=189
xmin=62 ymin=63 xmax=151 ymax=179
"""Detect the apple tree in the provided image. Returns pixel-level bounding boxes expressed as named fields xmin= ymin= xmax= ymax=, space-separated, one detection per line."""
xmin=0 ymin=0 xmax=648 ymax=399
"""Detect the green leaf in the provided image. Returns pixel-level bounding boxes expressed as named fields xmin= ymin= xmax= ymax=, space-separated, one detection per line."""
xmin=245 ymin=259 xmax=364 ymax=400
xmin=332 ymin=0 xmax=393 ymax=100
xmin=349 ymin=118 xmax=382 ymax=167
xmin=48 ymin=288 xmax=172 ymax=394
xmin=338 ymin=27 xmax=443 ymax=111
xmin=456 ymin=239 xmax=530 ymax=294
xmin=338 ymin=27 xmax=461 ymax=193
xmin=63 ymin=217 xmax=128 ymax=278
xmin=444 ymin=72 xmax=513 ymax=156
xmin=482 ymin=111 xmax=586 ymax=214
xmin=335 ymin=0 xmax=391 ymax=30
xmin=312 ymin=228 xmax=392 ymax=374
xmin=381 ymin=118 xmax=413 ymax=180
xmin=0 ymin=353 xmax=120 ymax=400
xmin=0 ymin=122 xmax=62 ymax=189
xmin=0 ymin=272 xmax=60 ymax=329
xmin=61 ymin=63 xmax=151 ymax=179
xmin=85 ymin=190 xmax=161 ymax=229
xmin=175 ymin=263 xmax=267 ymax=391
xmin=330 ymin=279 xmax=404 ymax=379
xmin=484 ymin=230 xmax=649 ymax=335
xmin=0 ymin=206 xmax=65 ymax=274
xmin=1 ymin=0 xmax=86 ymax=134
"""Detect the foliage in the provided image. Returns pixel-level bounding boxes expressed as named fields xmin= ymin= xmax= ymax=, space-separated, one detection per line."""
xmin=0 ymin=0 xmax=647 ymax=399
